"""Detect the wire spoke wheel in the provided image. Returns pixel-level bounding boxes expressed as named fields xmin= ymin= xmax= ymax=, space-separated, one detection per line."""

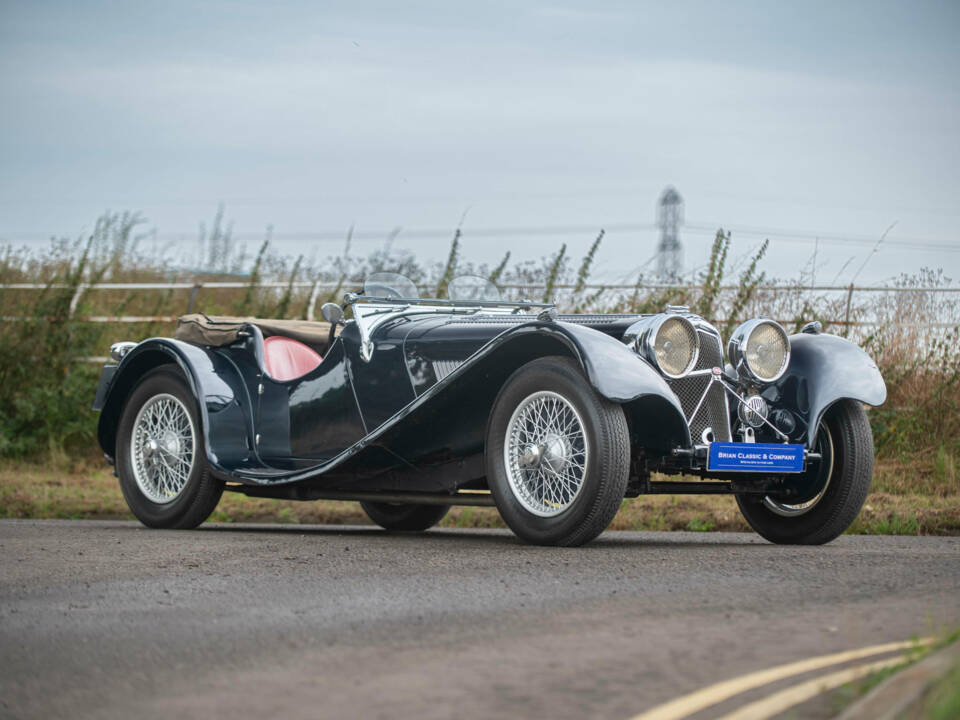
xmin=504 ymin=390 xmax=589 ymax=517
xmin=763 ymin=423 xmax=835 ymax=517
xmin=736 ymin=399 xmax=874 ymax=545
xmin=131 ymin=393 xmax=196 ymax=504
xmin=486 ymin=357 xmax=629 ymax=546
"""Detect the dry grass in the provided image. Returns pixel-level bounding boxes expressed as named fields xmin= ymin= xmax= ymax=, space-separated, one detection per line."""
xmin=2 ymin=459 xmax=957 ymax=536
xmin=2 ymin=212 xmax=957 ymax=464
xmin=2 ymin=210 xmax=958 ymax=537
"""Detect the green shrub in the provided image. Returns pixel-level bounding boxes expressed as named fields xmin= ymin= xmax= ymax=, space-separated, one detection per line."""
xmin=2 ymin=207 xmax=957 ymax=475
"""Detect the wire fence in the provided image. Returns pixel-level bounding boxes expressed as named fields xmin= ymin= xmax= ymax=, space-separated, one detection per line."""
xmin=4 ymin=279 xmax=957 ymax=367
xmin=2 ymin=279 xmax=958 ymax=328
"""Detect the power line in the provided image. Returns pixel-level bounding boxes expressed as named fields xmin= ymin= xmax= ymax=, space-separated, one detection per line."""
xmin=683 ymin=223 xmax=958 ymax=253
xmin=6 ymin=281 xmax=959 ymax=293
xmin=0 ymin=223 xmax=656 ymax=242
xmin=1 ymin=221 xmax=958 ymax=252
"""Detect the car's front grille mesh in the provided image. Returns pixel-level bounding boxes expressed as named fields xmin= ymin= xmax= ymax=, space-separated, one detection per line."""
xmin=666 ymin=328 xmax=731 ymax=443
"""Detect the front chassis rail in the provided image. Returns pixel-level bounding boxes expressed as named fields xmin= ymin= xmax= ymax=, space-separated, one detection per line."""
xmin=637 ymin=479 xmax=789 ymax=495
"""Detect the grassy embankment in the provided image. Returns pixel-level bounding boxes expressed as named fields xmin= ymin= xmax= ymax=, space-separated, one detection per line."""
xmin=1 ymin=210 xmax=957 ymax=533
xmin=827 ymin=629 xmax=960 ymax=718
xmin=2 ymin=455 xmax=957 ymax=534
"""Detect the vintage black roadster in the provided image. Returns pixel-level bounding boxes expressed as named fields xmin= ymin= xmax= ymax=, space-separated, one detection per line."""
xmin=93 ymin=273 xmax=886 ymax=546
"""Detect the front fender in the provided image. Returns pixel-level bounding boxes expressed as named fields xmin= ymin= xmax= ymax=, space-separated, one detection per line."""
xmin=555 ymin=322 xmax=677 ymax=402
xmin=556 ymin=322 xmax=692 ymax=450
xmin=450 ymin=321 xmax=688 ymax=449
xmin=774 ymin=333 xmax=886 ymax=446
xmin=96 ymin=338 xmax=251 ymax=470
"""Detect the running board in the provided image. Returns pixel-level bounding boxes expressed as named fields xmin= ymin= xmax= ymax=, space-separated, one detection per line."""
xmin=229 ymin=485 xmax=497 ymax=506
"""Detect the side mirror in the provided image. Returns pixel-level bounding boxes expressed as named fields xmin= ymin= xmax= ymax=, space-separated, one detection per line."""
xmin=321 ymin=302 xmax=344 ymax=325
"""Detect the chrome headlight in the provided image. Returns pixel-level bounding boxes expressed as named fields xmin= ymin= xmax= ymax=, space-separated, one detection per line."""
xmin=727 ymin=319 xmax=790 ymax=383
xmin=627 ymin=314 xmax=700 ymax=378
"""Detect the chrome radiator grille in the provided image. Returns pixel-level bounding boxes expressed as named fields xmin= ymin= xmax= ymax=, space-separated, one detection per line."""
xmin=665 ymin=326 xmax=731 ymax=443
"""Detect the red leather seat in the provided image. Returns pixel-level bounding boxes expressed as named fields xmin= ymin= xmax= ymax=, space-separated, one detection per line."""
xmin=263 ymin=336 xmax=323 ymax=381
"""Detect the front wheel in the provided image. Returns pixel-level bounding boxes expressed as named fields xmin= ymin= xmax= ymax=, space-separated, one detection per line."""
xmin=485 ymin=356 xmax=630 ymax=546
xmin=736 ymin=399 xmax=874 ymax=544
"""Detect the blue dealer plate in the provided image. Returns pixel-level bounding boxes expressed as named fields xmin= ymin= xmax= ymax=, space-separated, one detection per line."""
xmin=707 ymin=442 xmax=805 ymax=473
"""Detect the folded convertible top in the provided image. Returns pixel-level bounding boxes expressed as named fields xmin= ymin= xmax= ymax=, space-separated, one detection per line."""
xmin=175 ymin=313 xmax=336 ymax=349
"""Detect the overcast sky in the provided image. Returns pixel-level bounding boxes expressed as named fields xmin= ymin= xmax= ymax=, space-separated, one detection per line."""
xmin=1 ymin=0 xmax=958 ymax=284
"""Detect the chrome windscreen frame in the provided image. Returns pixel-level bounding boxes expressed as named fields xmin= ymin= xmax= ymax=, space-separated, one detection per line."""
xmin=343 ymin=293 xmax=555 ymax=362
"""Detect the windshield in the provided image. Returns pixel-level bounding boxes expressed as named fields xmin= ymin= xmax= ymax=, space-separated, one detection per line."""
xmin=447 ymin=275 xmax=501 ymax=302
xmin=363 ymin=272 xmax=419 ymax=300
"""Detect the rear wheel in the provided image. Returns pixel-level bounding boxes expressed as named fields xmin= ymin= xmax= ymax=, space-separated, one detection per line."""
xmin=736 ymin=399 xmax=873 ymax=544
xmin=360 ymin=502 xmax=450 ymax=531
xmin=116 ymin=366 xmax=223 ymax=529
xmin=485 ymin=356 xmax=629 ymax=546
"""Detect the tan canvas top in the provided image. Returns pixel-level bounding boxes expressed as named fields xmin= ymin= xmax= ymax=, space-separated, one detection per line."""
xmin=175 ymin=314 xmax=337 ymax=350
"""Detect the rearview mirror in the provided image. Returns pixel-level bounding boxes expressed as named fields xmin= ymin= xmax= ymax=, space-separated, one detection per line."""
xmin=321 ymin=302 xmax=344 ymax=325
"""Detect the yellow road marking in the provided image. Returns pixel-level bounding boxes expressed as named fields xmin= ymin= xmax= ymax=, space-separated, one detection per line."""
xmin=715 ymin=656 xmax=905 ymax=720
xmin=630 ymin=638 xmax=932 ymax=720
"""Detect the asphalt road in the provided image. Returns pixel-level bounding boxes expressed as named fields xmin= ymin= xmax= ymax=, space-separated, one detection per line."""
xmin=1 ymin=520 xmax=957 ymax=720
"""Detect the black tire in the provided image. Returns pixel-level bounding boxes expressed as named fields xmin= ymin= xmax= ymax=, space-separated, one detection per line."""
xmin=485 ymin=356 xmax=630 ymax=546
xmin=360 ymin=502 xmax=450 ymax=531
xmin=116 ymin=366 xmax=223 ymax=529
xmin=736 ymin=399 xmax=873 ymax=545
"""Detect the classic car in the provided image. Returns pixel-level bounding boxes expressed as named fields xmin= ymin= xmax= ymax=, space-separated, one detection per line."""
xmin=92 ymin=273 xmax=886 ymax=546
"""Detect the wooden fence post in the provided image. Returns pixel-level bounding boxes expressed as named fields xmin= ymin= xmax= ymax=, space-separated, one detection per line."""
xmin=186 ymin=281 xmax=203 ymax=314
xmin=843 ymin=283 xmax=855 ymax=337
xmin=68 ymin=283 xmax=88 ymax=318
xmin=306 ymin=281 xmax=321 ymax=321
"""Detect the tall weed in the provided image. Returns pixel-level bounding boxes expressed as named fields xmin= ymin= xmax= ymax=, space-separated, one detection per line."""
xmin=1 ymin=208 xmax=957 ymax=472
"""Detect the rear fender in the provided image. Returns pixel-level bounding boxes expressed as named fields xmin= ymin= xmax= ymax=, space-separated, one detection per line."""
xmin=96 ymin=338 xmax=252 ymax=470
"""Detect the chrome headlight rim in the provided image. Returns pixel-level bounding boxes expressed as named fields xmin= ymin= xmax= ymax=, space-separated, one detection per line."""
xmin=727 ymin=318 xmax=791 ymax=384
xmin=640 ymin=314 xmax=700 ymax=379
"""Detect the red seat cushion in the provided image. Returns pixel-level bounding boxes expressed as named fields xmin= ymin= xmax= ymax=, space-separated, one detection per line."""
xmin=263 ymin=336 xmax=323 ymax=381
